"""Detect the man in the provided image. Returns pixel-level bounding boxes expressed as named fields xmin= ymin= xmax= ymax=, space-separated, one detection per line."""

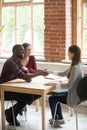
xmin=0 ymin=44 xmax=48 ymax=126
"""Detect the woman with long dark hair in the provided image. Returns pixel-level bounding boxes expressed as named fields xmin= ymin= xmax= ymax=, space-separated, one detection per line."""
xmin=45 ymin=45 xmax=84 ymax=127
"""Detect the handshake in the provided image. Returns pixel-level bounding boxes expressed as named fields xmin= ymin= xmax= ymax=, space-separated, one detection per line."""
xmin=39 ymin=69 xmax=49 ymax=76
xmin=25 ymin=69 xmax=49 ymax=82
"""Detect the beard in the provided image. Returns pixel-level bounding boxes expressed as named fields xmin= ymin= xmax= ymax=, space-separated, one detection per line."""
xmin=17 ymin=54 xmax=24 ymax=59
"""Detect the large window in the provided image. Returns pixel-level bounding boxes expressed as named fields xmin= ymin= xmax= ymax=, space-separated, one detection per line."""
xmin=3 ymin=0 xmax=30 ymax=2
xmin=83 ymin=2 xmax=87 ymax=55
xmin=0 ymin=0 xmax=44 ymax=56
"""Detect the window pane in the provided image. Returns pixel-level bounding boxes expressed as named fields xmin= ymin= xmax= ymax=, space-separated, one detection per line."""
xmin=2 ymin=29 xmax=15 ymax=50
xmin=17 ymin=29 xmax=32 ymax=44
xmin=83 ymin=30 xmax=87 ymax=54
xmin=33 ymin=30 xmax=44 ymax=53
xmin=3 ymin=0 xmax=30 ymax=3
xmin=2 ymin=7 xmax=15 ymax=28
xmin=84 ymin=3 xmax=87 ymax=28
xmin=33 ymin=5 xmax=44 ymax=28
xmin=2 ymin=7 xmax=15 ymax=51
xmin=1 ymin=2 xmax=44 ymax=56
xmin=83 ymin=3 xmax=87 ymax=55
xmin=17 ymin=6 xmax=31 ymax=28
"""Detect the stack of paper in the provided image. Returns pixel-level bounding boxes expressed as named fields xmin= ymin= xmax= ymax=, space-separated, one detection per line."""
xmin=45 ymin=73 xmax=61 ymax=80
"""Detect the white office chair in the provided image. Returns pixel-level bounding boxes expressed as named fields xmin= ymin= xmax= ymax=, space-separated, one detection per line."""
xmin=52 ymin=102 xmax=60 ymax=127
xmin=52 ymin=101 xmax=78 ymax=129
xmin=19 ymin=99 xmax=39 ymax=121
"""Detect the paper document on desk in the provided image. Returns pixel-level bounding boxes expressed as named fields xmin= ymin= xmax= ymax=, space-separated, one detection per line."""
xmin=52 ymin=76 xmax=68 ymax=92
xmin=32 ymin=76 xmax=54 ymax=84
xmin=45 ymin=74 xmax=68 ymax=82
xmin=45 ymin=73 xmax=61 ymax=80
xmin=52 ymin=79 xmax=68 ymax=93
xmin=56 ymin=76 xmax=68 ymax=83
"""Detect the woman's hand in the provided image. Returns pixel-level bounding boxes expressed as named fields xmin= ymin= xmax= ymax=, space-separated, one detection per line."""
xmin=22 ymin=66 xmax=28 ymax=71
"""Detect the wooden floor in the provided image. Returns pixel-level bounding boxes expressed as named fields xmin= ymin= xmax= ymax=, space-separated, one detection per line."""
xmin=0 ymin=102 xmax=87 ymax=130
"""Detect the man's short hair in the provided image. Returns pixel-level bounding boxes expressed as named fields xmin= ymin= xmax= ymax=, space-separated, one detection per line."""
xmin=12 ymin=44 xmax=23 ymax=54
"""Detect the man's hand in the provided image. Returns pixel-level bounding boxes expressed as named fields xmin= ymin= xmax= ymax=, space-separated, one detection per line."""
xmin=26 ymin=78 xmax=32 ymax=82
xmin=40 ymin=69 xmax=49 ymax=76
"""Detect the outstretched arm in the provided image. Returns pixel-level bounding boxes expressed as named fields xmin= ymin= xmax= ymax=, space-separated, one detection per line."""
xmin=21 ymin=69 xmax=49 ymax=82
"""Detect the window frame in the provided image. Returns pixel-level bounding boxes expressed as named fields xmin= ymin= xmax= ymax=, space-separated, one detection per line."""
xmin=76 ymin=0 xmax=87 ymax=58
xmin=0 ymin=0 xmax=44 ymax=57
xmin=82 ymin=0 xmax=87 ymax=58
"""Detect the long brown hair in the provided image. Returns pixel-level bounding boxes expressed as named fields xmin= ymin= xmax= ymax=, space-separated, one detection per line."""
xmin=67 ymin=45 xmax=81 ymax=78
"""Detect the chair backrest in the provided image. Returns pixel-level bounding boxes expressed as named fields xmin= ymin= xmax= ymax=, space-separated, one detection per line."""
xmin=0 ymin=86 xmax=1 ymax=99
xmin=77 ymin=76 xmax=87 ymax=101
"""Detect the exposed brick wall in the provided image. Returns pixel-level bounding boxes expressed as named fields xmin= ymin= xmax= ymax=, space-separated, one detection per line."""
xmin=44 ymin=0 xmax=72 ymax=62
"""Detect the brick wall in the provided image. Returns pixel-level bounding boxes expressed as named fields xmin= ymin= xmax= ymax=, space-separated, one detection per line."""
xmin=44 ymin=0 xmax=72 ymax=62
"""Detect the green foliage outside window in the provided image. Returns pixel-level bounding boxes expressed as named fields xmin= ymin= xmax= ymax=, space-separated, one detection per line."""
xmin=83 ymin=3 xmax=87 ymax=54
xmin=1 ymin=3 xmax=44 ymax=54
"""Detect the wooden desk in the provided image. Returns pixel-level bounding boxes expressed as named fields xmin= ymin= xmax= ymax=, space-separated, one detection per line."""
xmin=0 ymin=77 xmax=56 ymax=130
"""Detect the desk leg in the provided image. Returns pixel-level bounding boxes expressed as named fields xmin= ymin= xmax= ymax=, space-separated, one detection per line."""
xmin=42 ymin=94 xmax=46 ymax=130
xmin=1 ymin=88 xmax=5 ymax=130
xmin=35 ymin=99 xmax=39 ymax=112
